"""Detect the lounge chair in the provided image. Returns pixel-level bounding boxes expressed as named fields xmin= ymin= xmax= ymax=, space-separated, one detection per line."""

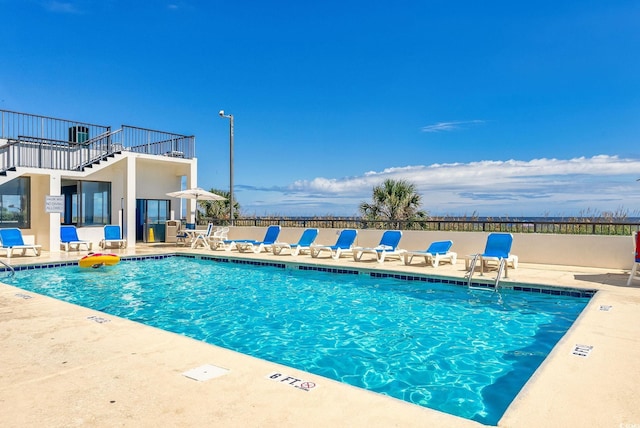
xmin=476 ymin=233 xmax=518 ymax=276
xmin=0 ymin=228 xmax=42 ymax=259
xmin=60 ymin=225 xmax=93 ymax=251
xmin=232 ymin=225 xmax=281 ymax=253
xmin=310 ymin=229 xmax=358 ymax=260
xmin=272 ymin=228 xmax=319 ymax=256
xmin=403 ymin=240 xmax=457 ymax=267
xmin=352 ymin=230 xmax=403 ymax=263
xmin=627 ymin=232 xmax=640 ymax=285
xmin=99 ymin=225 xmax=127 ymax=249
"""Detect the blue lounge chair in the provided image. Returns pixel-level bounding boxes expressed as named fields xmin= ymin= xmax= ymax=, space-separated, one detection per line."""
xmin=403 ymin=240 xmax=456 ymax=267
xmin=478 ymin=233 xmax=518 ymax=275
xmin=352 ymin=230 xmax=404 ymax=263
xmin=60 ymin=225 xmax=93 ymax=251
xmin=0 ymin=228 xmax=42 ymax=259
xmin=100 ymin=225 xmax=126 ymax=249
xmin=232 ymin=225 xmax=281 ymax=253
xmin=272 ymin=228 xmax=319 ymax=256
xmin=310 ymin=229 xmax=358 ymax=260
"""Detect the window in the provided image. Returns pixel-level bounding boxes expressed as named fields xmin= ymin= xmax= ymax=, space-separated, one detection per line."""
xmin=0 ymin=177 xmax=31 ymax=228
xmin=62 ymin=180 xmax=111 ymax=226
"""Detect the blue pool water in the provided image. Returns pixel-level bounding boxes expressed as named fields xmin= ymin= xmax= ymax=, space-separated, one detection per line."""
xmin=5 ymin=256 xmax=591 ymax=425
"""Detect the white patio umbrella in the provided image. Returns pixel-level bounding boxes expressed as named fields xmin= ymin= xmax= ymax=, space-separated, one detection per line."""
xmin=166 ymin=187 xmax=226 ymax=224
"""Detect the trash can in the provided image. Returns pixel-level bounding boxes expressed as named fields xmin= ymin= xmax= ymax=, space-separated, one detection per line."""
xmin=165 ymin=220 xmax=180 ymax=243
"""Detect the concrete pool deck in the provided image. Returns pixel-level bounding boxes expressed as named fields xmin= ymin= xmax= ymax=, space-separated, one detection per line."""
xmin=1 ymin=245 xmax=639 ymax=427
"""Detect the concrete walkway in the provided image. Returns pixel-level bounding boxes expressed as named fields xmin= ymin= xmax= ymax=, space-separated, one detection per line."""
xmin=1 ymin=245 xmax=639 ymax=427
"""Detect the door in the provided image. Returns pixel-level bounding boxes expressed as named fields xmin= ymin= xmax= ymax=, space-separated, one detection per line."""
xmin=136 ymin=199 xmax=170 ymax=242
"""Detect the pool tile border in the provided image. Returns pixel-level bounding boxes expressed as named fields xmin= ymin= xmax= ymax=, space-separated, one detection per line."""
xmin=0 ymin=252 xmax=597 ymax=298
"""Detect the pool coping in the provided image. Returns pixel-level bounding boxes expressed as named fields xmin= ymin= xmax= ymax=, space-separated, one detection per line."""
xmin=1 ymin=246 xmax=639 ymax=427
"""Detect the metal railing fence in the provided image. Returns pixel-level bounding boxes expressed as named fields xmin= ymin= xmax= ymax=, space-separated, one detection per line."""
xmin=0 ymin=109 xmax=110 ymax=144
xmin=122 ymin=125 xmax=195 ymax=159
xmin=0 ymin=110 xmax=195 ymax=173
xmin=202 ymin=216 xmax=640 ymax=236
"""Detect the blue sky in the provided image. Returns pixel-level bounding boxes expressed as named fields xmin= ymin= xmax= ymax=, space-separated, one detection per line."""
xmin=2 ymin=0 xmax=640 ymax=217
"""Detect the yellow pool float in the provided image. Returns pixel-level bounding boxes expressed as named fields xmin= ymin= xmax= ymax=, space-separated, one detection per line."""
xmin=79 ymin=253 xmax=121 ymax=268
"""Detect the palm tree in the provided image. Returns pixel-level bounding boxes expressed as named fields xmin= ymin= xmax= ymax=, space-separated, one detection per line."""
xmin=359 ymin=179 xmax=427 ymax=228
xmin=198 ymin=188 xmax=240 ymax=223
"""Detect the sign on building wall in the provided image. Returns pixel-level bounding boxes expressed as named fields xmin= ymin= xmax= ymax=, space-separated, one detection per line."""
xmin=45 ymin=195 xmax=64 ymax=213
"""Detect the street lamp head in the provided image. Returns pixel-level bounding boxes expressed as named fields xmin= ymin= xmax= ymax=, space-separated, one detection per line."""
xmin=218 ymin=110 xmax=225 ymax=117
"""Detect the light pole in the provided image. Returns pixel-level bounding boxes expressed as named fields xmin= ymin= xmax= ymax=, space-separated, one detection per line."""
xmin=218 ymin=110 xmax=234 ymax=225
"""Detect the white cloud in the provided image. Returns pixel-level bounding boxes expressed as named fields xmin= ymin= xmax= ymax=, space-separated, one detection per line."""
xmin=421 ymin=120 xmax=485 ymax=133
xmin=43 ymin=1 xmax=81 ymax=13
xmin=241 ymin=155 xmax=640 ymax=216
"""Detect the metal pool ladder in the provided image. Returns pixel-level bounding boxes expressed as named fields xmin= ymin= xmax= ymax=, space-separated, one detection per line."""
xmin=465 ymin=254 xmax=480 ymax=288
xmin=466 ymin=254 xmax=505 ymax=291
xmin=494 ymin=258 xmax=506 ymax=289
xmin=0 ymin=259 xmax=15 ymax=277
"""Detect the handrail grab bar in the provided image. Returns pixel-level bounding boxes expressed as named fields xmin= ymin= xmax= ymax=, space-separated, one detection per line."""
xmin=466 ymin=254 xmax=479 ymax=287
xmin=494 ymin=258 xmax=506 ymax=289
xmin=0 ymin=259 xmax=15 ymax=277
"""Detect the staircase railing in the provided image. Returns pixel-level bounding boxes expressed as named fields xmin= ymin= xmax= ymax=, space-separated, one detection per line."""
xmin=0 ymin=128 xmax=123 ymax=173
xmin=74 ymin=129 xmax=124 ymax=170
xmin=0 ymin=109 xmax=195 ymax=175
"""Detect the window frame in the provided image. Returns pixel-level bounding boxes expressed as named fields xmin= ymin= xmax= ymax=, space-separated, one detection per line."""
xmin=61 ymin=179 xmax=112 ymax=226
xmin=0 ymin=177 xmax=31 ymax=229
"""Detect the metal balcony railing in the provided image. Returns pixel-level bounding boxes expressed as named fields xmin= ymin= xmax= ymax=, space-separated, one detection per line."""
xmin=122 ymin=125 xmax=195 ymax=159
xmin=204 ymin=216 xmax=640 ymax=236
xmin=0 ymin=109 xmax=195 ymax=173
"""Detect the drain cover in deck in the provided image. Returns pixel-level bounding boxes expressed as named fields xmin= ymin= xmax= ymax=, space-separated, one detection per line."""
xmin=182 ymin=364 xmax=229 ymax=381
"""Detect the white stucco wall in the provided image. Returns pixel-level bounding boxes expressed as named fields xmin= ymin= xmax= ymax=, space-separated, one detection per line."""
xmin=228 ymin=226 xmax=635 ymax=270
xmin=7 ymin=152 xmax=196 ymax=252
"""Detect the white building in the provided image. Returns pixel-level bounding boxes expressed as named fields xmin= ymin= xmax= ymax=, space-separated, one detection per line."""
xmin=0 ymin=109 xmax=199 ymax=252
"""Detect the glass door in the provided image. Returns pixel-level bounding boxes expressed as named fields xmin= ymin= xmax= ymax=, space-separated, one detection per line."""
xmin=136 ymin=199 xmax=170 ymax=242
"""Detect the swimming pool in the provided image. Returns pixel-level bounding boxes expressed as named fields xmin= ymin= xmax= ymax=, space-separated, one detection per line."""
xmin=4 ymin=255 xmax=592 ymax=425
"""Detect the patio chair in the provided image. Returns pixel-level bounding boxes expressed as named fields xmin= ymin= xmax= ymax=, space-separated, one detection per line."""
xmin=0 ymin=228 xmax=42 ymax=259
xmin=208 ymin=226 xmax=229 ymax=250
xmin=233 ymin=225 xmax=281 ymax=253
xmin=403 ymin=240 xmax=456 ymax=267
xmin=176 ymin=223 xmax=198 ymax=246
xmin=352 ymin=230 xmax=404 ymax=263
xmin=99 ymin=225 xmax=127 ymax=249
xmin=477 ymin=233 xmax=518 ymax=276
xmin=310 ymin=229 xmax=358 ymax=260
xmin=272 ymin=228 xmax=319 ymax=256
xmin=60 ymin=225 xmax=93 ymax=251
xmin=191 ymin=223 xmax=214 ymax=249
xmin=627 ymin=232 xmax=640 ymax=285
